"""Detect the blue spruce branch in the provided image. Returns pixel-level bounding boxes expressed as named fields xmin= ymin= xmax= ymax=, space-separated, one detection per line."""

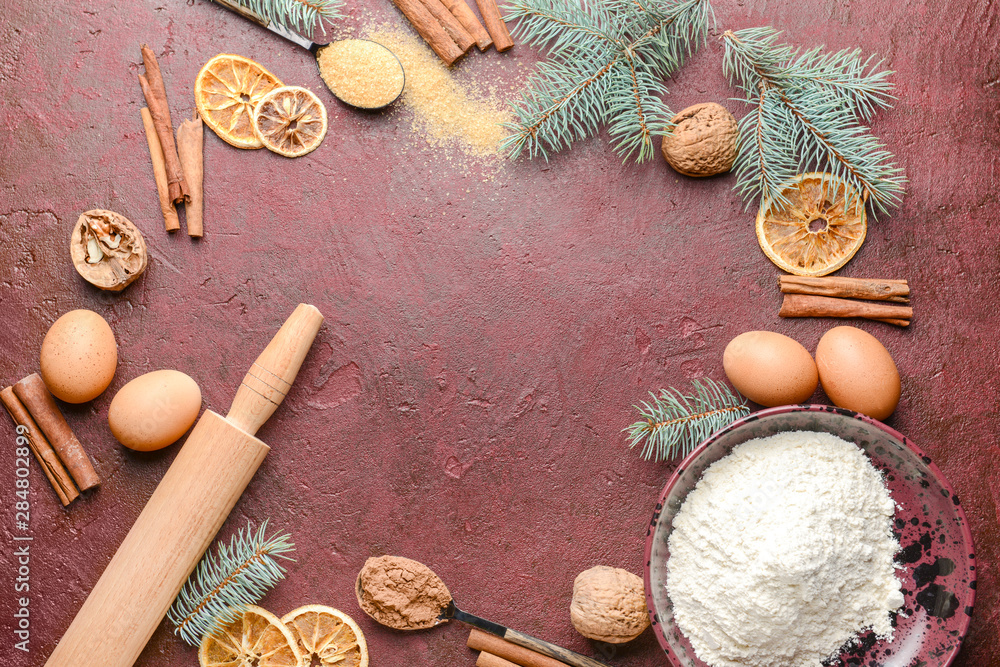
xmin=504 ymin=0 xmax=713 ymax=162
xmin=723 ymin=27 xmax=906 ymax=217
xmin=235 ymin=0 xmax=343 ymax=38
xmin=625 ymin=379 xmax=749 ymax=461
xmin=167 ymin=521 xmax=295 ymax=646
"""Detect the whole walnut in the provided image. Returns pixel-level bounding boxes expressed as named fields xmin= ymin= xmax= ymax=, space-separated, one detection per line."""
xmin=570 ymin=566 xmax=650 ymax=644
xmin=661 ymin=102 xmax=738 ymax=177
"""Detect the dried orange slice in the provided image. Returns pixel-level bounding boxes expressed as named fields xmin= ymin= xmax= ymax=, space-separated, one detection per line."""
xmin=281 ymin=605 xmax=369 ymax=667
xmin=252 ymin=86 xmax=329 ymax=158
xmin=195 ymin=54 xmax=283 ymax=149
xmin=756 ymin=172 xmax=867 ymax=276
xmin=199 ymin=605 xmax=303 ymax=667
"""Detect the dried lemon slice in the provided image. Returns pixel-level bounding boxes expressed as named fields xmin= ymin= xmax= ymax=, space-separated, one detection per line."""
xmin=252 ymin=86 xmax=328 ymax=158
xmin=199 ymin=605 xmax=302 ymax=667
xmin=195 ymin=54 xmax=283 ymax=149
xmin=281 ymin=604 xmax=369 ymax=667
xmin=756 ymin=172 xmax=867 ymax=277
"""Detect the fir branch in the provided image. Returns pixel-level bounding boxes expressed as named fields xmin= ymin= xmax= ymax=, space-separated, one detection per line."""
xmin=236 ymin=0 xmax=343 ymax=38
xmin=789 ymin=47 xmax=894 ymax=122
xmin=503 ymin=0 xmax=713 ymax=162
xmin=605 ymin=58 xmax=672 ymax=161
xmin=504 ymin=0 xmax=619 ymax=58
xmin=723 ymin=27 xmax=906 ymax=217
xmin=167 ymin=521 xmax=294 ymax=646
xmin=625 ymin=379 xmax=749 ymax=461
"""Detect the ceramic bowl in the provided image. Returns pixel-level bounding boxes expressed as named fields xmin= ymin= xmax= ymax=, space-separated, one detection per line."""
xmin=644 ymin=405 xmax=976 ymax=667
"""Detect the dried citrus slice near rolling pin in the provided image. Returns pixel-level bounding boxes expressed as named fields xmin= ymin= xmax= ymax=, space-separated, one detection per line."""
xmin=252 ymin=86 xmax=328 ymax=158
xmin=281 ymin=604 xmax=369 ymax=667
xmin=756 ymin=172 xmax=867 ymax=277
xmin=199 ymin=605 xmax=302 ymax=667
xmin=195 ymin=53 xmax=284 ymax=149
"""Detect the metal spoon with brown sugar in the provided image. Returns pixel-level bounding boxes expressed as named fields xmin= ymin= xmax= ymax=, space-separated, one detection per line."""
xmin=209 ymin=0 xmax=405 ymax=110
xmin=355 ymin=556 xmax=610 ymax=667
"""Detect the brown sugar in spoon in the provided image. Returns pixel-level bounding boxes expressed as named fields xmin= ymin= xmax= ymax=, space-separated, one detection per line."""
xmin=355 ymin=556 xmax=610 ymax=667
xmin=209 ymin=0 xmax=404 ymax=109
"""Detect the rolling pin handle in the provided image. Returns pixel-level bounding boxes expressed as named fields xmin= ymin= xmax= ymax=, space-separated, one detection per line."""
xmin=226 ymin=303 xmax=324 ymax=435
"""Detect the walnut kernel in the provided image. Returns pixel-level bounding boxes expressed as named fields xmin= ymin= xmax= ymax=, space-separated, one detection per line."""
xmin=570 ymin=565 xmax=649 ymax=644
xmin=661 ymin=102 xmax=738 ymax=177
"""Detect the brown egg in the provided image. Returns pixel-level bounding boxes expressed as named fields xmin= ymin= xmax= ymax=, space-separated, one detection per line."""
xmin=39 ymin=309 xmax=118 ymax=403
xmin=723 ymin=331 xmax=818 ymax=406
xmin=815 ymin=326 xmax=900 ymax=421
xmin=108 ymin=370 xmax=202 ymax=451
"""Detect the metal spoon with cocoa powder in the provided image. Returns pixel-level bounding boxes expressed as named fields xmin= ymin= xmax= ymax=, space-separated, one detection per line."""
xmin=356 ymin=556 xmax=609 ymax=667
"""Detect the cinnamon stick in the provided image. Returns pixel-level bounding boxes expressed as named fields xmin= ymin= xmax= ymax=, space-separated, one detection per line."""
xmin=1 ymin=387 xmax=78 ymax=506
xmin=467 ymin=629 xmax=567 ymax=667
xmin=419 ymin=0 xmax=477 ymax=52
xmin=779 ymin=276 xmax=910 ymax=303
xmin=478 ymin=651 xmax=520 ymax=667
xmin=440 ymin=0 xmax=493 ymax=50
xmin=779 ymin=293 xmax=912 ymax=327
xmin=13 ymin=374 xmax=100 ymax=491
xmin=141 ymin=107 xmax=181 ymax=232
xmin=176 ymin=113 xmax=204 ymax=238
xmin=390 ymin=0 xmax=466 ymax=65
xmin=139 ymin=44 xmax=189 ymax=203
xmin=474 ymin=0 xmax=514 ymax=51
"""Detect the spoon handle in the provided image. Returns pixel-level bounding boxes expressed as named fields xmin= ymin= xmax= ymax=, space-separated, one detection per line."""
xmin=502 ymin=628 xmax=610 ymax=667
xmin=454 ymin=607 xmax=609 ymax=667
xmin=208 ymin=0 xmax=324 ymax=51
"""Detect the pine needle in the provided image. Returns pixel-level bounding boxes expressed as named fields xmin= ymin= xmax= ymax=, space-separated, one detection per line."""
xmin=234 ymin=0 xmax=343 ymax=38
xmin=625 ymin=379 xmax=749 ymax=461
xmin=722 ymin=27 xmax=906 ymax=218
xmin=504 ymin=0 xmax=713 ymax=162
xmin=167 ymin=521 xmax=295 ymax=646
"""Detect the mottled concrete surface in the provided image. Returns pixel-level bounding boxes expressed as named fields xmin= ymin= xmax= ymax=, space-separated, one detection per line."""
xmin=1 ymin=0 xmax=998 ymax=666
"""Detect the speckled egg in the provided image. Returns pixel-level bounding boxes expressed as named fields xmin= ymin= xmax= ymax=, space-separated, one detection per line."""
xmin=723 ymin=331 xmax=819 ymax=406
xmin=39 ymin=309 xmax=118 ymax=403
xmin=108 ymin=370 xmax=202 ymax=451
xmin=815 ymin=326 xmax=900 ymax=421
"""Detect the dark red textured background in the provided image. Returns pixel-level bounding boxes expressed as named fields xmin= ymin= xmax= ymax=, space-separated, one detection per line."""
xmin=1 ymin=0 xmax=998 ymax=665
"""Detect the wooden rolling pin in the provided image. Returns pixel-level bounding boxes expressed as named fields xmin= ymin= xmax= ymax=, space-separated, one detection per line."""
xmin=44 ymin=303 xmax=324 ymax=667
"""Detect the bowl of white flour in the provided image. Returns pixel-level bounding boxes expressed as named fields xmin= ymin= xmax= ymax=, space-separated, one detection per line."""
xmin=644 ymin=405 xmax=975 ymax=667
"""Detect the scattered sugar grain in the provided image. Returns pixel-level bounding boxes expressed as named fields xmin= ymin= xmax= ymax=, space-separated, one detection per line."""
xmin=367 ymin=28 xmax=512 ymax=157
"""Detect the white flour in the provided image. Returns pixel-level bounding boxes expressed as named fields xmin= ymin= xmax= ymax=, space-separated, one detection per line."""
xmin=666 ymin=431 xmax=904 ymax=667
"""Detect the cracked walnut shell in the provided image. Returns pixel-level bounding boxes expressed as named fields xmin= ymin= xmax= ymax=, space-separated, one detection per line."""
xmin=70 ymin=210 xmax=148 ymax=291
xmin=661 ymin=102 xmax=738 ymax=177
xmin=570 ymin=566 xmax=650 ymax=644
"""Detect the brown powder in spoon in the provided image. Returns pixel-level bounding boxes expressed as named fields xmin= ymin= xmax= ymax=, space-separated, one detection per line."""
xmin=355 ymin=555 xmax=452 ymax=630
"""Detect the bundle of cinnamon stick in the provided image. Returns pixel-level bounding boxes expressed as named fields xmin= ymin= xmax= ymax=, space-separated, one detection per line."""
xmin=139 ymin=45 xmax=204 ymax=237
xmin=778 ymin=276 xmax=913 ymax=327
xmin=2 ymin=374 xmax=100 ymax=506
xmin=392 ymin=0 xmax=513 ymax=64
